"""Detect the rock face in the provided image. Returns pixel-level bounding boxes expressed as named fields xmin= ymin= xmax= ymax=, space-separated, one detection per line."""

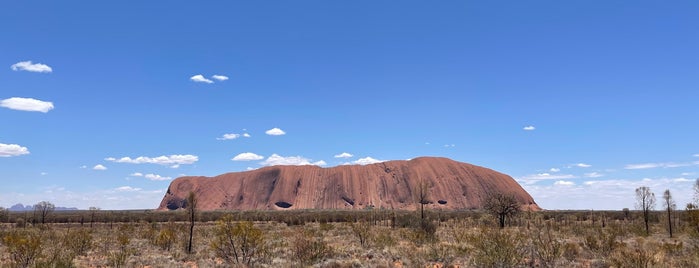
xmin=158 ymin=157 xmax=540 ymax=211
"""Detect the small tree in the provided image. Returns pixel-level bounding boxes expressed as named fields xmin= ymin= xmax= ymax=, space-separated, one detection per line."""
xmin=663 ymin=189 xmax=675 ymax=238
xmin=0 ymin=207 xmax=8 ymax=223
xmin=635 ymin=186 xmax=655 ymax=236
xmin=211 ymin=215 xmax=267 ymax=265
xmin=33 ymin=201 xmax=55 ymax=224
xmin=186 ymin=191 xmax=197 ymax=254
xmin=484 ymin=192 xmax=520 ymax=229
xmin=89 ymin=207 xmax=100 ymax=228
xmin=416 ymin=180 xmax=430 ymax=221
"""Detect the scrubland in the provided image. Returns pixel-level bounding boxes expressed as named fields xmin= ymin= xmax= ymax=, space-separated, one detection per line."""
xmin=0 ymin=209 xmax=698 ymax=267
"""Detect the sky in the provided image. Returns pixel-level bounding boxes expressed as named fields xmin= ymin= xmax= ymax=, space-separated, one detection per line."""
xmin=1 ymin=1 xmax=698 ymax=210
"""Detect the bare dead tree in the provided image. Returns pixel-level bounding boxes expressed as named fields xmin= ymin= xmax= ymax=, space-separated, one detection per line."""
xmin=663 ymin=189 xmax=675 ymax=238
xmin=484 ymin=192 xmax=520 ymax=229
xmin=33 ymin=201 xmax=55 ymax=224
xmin=186 ymin=191 xmax=198 ymax=254
xmin=635 ymin=186 xmax=656 ymax=236
xmin=416 ymin=180 xmax=430 ymax=221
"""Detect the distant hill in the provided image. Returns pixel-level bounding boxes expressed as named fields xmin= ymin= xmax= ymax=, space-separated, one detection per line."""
xmin=7 ymin=203 xmax=78 ymax=211
xmin=159 ymin=156 xmax=540 ymax=211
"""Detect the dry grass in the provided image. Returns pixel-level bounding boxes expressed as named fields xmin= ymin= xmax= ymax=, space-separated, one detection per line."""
xmin=0 ymin=210 xmax=698 ymax=267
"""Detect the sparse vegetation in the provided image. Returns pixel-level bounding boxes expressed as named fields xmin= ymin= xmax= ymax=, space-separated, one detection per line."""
xmin=0 ymin=208 xmax=698 ymax=267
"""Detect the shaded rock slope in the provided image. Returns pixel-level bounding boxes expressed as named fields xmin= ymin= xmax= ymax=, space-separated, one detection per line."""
xmin=158 ymin=157 xmax=540 ymax=211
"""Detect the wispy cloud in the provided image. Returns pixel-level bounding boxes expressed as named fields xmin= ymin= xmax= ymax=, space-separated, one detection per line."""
xmin=0 ymin=97 xmax=54 ymax=113
xmin=554 ymin=180 xmax=575 ymax=186
xmin=217 ymin=133 xmax=241 ymax=140
xmin=334 ymin=152 xmax=353 ymax=158
xmin=523 ymin=177 xmax=695 ymax=210
xmin=624 ymin=161 xmax=697 ymax=170
xmin=105 ymin=155 xmax=198 ymax=166
xmin=93 ymin=164 xmax=107 ymax=170
xmin=265 ymin=128 xmax=286 ymax=136
xmin=232 ymin=152 xmax=264 ymax=161
xmin=115 ymin=186 xmax=142 ymax=192
xmin=0 ymin=143 xmax=30 ymax=157
xmin=549 ymin=168 xmax=560 ymax=172
xmin=353 ymin=157 xmax=384 ymax=165
xmin=260 ymin=154 xmax=325 ymax=166
xmin=144 ymin=174 xmax=171 ymax=181
xmin=518 ymin=173 xmax=577 ymax=185
xmin=574 ymin=163 xmax=591 ymax=168
xmin=243 ymin=133 xmax=251 ymax=138
xmin=190 ymin=74 xmax=213 ymax=84
xmin=443 ymin=144 xmax=455 ymax=148
xmin=584 ymin=172 xmax=604 ymax=178
xmin=523 ymin=125 xmax=536 ymax=131
xmin=212 ymin=75 xmax=229 ymax=81
xmin=11 ymin=61 xmax=52 ymax=73
xmin=130 ymin=172 xmax=143 ymax=177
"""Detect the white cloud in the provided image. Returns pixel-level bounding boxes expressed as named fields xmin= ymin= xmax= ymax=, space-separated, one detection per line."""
xmin=212 ymin=75 xmax=229 ymax=81
xmin=624 ymin=161 xmax=697 ymax=170
xmin=523 ymin=125 xmax=535 ymax=131
xmin=190 ymin=74 xmax=213 ymax=84
xmin=554 ymin=180 xmax=575 ymax=186
xmin=681 ymin=172 xmax=695 ymax=176
xmin=93 ymin=164 xmax=107 ymax=170
xmin=232 ymin=152 xmax=264 ymax=161
xmin=265 ymin=128 xmax=286 ymax=136
xmin=0 ymin=97 xmax=54 ymax=113
xmin=80 ymin=165 xmax=87 ymax=169
xmin=574 ymin=163 xmax=591 ymax=168
xmin=144 ymin=174 xmax=172 ymax=181
xmin=105 ymin=154 xmax=198 ymax=166
xmin=0 ymin=143 xmax=30 ymax=157
xmin=115 ymin=186 xmax=142 ymax=192
xmin=353 ymin=157 xmax=384 ymax=165
xmin=11 ymin=61 xmax=52 ymax=73
xmin=523 ymin=176 xmax=695 ymax=210
xmin=334 ymin=152 xmax=353 ymax=158
xmin=549 ymin=168 xmax=560 ymax=172
xmin=130 ymin=172 xmax=143 ymax=177
xmin=243 ymin=133 xmax=251 ymax=138
xmin=518 ymin=173 xmax=577 ymax=185
xmin=40 ymin=172 xmax=48 ymax=176
xmin=260 ymin=154 xmax=325 ymax=166
xmin=444 ymin=144 xmax=456 ymax=148
xmin=584 ymin=172 xmax=604 ymax=178
xmin=693 ymin=154 xmax=699 ymax=157
xmin=217 ymin=133 xmax=240 ymax=140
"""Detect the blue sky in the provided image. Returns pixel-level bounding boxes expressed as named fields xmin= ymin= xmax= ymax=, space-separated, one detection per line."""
xmin=1 ymin=1 xmax=698 ymax=210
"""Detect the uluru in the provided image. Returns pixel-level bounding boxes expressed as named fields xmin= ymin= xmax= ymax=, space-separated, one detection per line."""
xmin=158 ymin=157 xmax=540 ymax=211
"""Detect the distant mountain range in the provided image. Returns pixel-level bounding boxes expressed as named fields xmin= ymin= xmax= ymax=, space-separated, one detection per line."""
xmin=7 ymin=203 xmax=78 ymax=211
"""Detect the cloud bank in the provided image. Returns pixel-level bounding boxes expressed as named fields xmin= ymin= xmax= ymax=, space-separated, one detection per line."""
xmin=105 ymin=155 xmax=198 ymax=166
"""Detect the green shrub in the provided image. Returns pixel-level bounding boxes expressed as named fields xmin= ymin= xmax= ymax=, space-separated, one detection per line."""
xmin=466 ymin=227 xmax=525 ymax=268
xmin=2 ymin=229 xmax=42 ymax=268
xmin=292 ymin=230 xmax=333 ymax=265
xmin=211 ymin=215 xmax=268 ymax=265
